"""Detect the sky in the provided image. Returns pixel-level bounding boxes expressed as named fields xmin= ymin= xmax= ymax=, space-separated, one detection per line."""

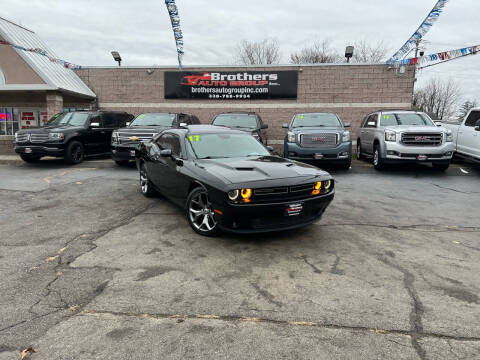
xmin=2 ymin=0 xmax=479 ymax=103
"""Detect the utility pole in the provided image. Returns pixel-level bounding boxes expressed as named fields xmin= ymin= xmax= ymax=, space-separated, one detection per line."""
xmin=414 ymin=39 xmax=421 ymax=58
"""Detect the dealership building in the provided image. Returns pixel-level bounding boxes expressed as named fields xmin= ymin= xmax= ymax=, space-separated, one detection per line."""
xmin=0 ymin=17 xmax=415 ymax=154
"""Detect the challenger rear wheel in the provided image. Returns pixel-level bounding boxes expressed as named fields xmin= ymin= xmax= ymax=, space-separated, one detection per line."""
xmin=186 ymin=188 xmax=220 ymax=236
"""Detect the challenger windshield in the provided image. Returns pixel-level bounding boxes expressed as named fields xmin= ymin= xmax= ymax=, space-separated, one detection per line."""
xmin=292 ymin=113 xmax=342 ymax=128
xmin=212 ymin=114 xmax=258 ymax=129
xmin=45 ymin=112 xmax=89 ymax=127
xmin=130 ymin=113 xmax=176 ymax=126
xmin=187 ymin=133 xmax=269 ymax=159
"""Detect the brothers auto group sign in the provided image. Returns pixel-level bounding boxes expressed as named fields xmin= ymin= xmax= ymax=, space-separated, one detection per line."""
xmin=164 ymin=71 xmax=298 ymax=100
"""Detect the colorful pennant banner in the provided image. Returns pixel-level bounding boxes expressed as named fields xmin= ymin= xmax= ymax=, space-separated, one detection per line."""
xmin=389 ymin=45 xmax=480 ymax=68
xmin=0 ymin=39 xmax=81 ymax=70
xmin=165 ymin=0 xmax=184 ymax=69
xmin=389 ymin=0 xmax=450 ymax=63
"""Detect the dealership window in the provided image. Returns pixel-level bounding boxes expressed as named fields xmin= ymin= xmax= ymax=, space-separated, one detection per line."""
xmin=0 ymin=107 xmax=18 ymax=135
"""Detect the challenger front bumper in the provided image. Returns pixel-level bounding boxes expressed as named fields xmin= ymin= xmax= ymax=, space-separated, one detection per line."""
xmin=214 ymin=191 xmax=334 ymax=234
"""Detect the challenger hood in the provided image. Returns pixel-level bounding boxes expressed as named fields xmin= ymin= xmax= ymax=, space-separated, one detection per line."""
xmin=196 ymin=156 xmax=330 ymax=185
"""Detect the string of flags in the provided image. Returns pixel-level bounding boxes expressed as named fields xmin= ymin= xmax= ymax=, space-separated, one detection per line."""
xmin=164 ymin=0 xmax=184 ymax=69
xmin=389 ymin=0 xmax=450 ymax=63
xmin=389 ymin=45 xmax=480 ymax=68
xmin=0 ymin=39 xmax=81 ymax=70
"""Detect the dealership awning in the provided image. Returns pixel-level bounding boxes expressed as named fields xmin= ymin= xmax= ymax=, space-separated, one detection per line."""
xmin=0 ymin=16 xmax=96 ymax=98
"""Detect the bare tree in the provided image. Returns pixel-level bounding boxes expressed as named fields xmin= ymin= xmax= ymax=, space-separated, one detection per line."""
xmin=351 ymin=39 xmax=389 ymax=63
xmin=457 ymin=99 xmax=478 ymax=119
xmin=234 ymin=38 xmax=281 ymax=65
xmin=290 ymin=39 xmax=341 ymax=64
xmin=413 ymin=78 xmax=462 ymax=120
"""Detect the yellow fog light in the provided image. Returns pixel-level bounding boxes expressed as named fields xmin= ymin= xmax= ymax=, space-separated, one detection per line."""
xmin=312 ymin=181 xmax=322 ymax=195
xmin=240 ymin=188 xmax=252 ymax=203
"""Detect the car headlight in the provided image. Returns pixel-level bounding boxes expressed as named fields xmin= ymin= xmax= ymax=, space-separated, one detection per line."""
xmin=48 ymin=132 xmax=64 ymax=141
xmin=324 ymin=180 xmax=332 ymax=191
xmin=240 ymin=188 xmax=252 ymax=203
xmin=287 ymin=131 xmax=296 ymax=143
xmin=228 ymin=190 xmax=239 ymax=201
xmin=111 ymin=132 xmax=119 ymax=144
xmin=446 ymin=131 xmax=453 ymax=142
xmin=385 ymin=130 xmax=396 ymax=142
xmin=312 ymin=181 xmax=322 ymax=195
xmin=342 ymin=131 xmax=350 ymax=142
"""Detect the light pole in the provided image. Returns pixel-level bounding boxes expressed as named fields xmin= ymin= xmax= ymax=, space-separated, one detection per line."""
xmin=111 ymin=51 xmax=122 ymax=66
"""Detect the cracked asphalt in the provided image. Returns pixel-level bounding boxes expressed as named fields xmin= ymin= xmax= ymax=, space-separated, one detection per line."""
xmin=0 ymin=158 xmax=479 ymax=359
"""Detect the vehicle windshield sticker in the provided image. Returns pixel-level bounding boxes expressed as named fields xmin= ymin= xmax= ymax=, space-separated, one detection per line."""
xmin=138 ymin=114 xmax=145 ymax=118
xmin=383 ymin=115 xmax=390 ymax=120
xmin=188 ymin=135 xmax=200 ymax=142
xmin=299 ymin=115 xmax=304 ymax=119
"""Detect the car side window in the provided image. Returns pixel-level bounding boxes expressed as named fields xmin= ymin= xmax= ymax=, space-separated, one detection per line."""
xmin=464 ymin=111 xmax=480 ymax=127
xmin=190 ymin=115 xmax=200 ymax=124
xmin=116 ymin=114 xmax=132 ymax=128
xmin=361 ymin=116 xmax=369 ymax=128
xmin=178 ymin=114 xmax=188 ymax=125
xmin=157 ymin=133 xmax=182 ymax=157
xmin=366 ymin=114 xmax=378 ymax=128
xmin=101 ymin=114 xmax=117 ymax=128
xmin=170 ymin=135 xmax=181 ymax=157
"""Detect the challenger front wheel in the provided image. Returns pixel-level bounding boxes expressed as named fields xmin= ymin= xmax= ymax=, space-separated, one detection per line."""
xmin=186 ymin=188 xmax=220 ymax=236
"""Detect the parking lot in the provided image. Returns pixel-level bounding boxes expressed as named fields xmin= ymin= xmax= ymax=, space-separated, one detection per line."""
xmin=0 ymin=158 xmax=479 ymax=359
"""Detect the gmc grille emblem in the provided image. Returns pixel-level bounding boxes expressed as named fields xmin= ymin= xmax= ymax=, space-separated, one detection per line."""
xmin=312 ymin=137 xmax=326 ymax=142
xmin=415 ymin=136 xmax=429 ymax=141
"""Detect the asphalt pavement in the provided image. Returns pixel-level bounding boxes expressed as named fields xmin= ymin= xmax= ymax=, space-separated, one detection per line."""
xmin=0 ymin=158 xmax=479 ymax=360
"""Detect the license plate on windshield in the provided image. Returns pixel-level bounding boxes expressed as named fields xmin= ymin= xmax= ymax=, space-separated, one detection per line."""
xmin=286 ymin=203 xmax=303 ymax=216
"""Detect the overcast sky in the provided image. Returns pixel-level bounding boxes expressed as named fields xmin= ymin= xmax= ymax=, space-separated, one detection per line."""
xmin=3 ymin=0 xmax=479 ymax=102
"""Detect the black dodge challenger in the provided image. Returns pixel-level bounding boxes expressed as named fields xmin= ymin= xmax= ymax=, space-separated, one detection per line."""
xmin=136 ymin=125 xmax=335 ymax=236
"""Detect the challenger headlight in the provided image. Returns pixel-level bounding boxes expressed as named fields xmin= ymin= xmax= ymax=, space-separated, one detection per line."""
xmin=342 ymin=131 xmax=350 ymax=142
xmin=312 ymin=181 xmax=322 ymax=195
xmin=48 ymin=132 xmax=64 ymax=141
xmin=385 ymin=130 xmax=396 ymax=142
xmin=324 ymin=180 xmax=331 ymax=191
xmin=287 ymin=131 xmax=296 ymax=143
xmin=111 ymin=131 xmax=119 ymax=144
xmin=228 ymin=190 xmax=239 ymax=201
xmin=446 ymin=131 xmax=453 ymax=142
xmin=240 ymin=188 xmax=252 ymax=203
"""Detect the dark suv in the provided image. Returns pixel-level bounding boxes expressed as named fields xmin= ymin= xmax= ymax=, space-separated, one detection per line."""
xmin=14 ymin=111 xmax=134 ymax=164
xmin=211 ymin=112 xmax=268 ymax=143
xmin=111 ymin=112 xmax=200 ymax=165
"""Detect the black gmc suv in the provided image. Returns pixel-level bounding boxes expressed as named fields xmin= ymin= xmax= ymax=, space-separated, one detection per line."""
xmin=211 ymin=112 xmax=268 ymax=143
xmin=14 ymin=111 xmax=134 ymax=164
xmin=111 ymin=112 xmax=200 ymax=165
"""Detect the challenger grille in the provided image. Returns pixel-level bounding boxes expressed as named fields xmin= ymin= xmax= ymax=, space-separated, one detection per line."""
xmin=251 ymin=181 xmax=333 ymax=203
xmin=300 ymin=133 xmax=338 ymax=148
xmin=401 ymin=133 xmax=442 ymax=146
xmin=118 ymin=131 xmax=156 ymax=144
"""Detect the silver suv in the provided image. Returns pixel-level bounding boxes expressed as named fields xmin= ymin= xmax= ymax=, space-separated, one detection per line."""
xmin=356 ymin=110 xmax=455 ymax=171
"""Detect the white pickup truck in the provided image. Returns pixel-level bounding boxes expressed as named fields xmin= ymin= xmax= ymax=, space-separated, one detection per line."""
xmin=441 ymin=108 xmax=480 ymax=163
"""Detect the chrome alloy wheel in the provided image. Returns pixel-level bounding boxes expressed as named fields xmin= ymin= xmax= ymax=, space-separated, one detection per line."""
xmin=188 ymin=191 xmax=217 ymax=232
xmin=373 ymin=149 xmax=379 ymax=166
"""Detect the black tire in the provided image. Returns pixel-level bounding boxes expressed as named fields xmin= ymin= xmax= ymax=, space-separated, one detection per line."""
xmin=64 ymin=140 xmax=84 ymax=164
xmin=115 ymin=160 xmax=130 ymax=166
xmin=373 ymin=144 xmax=384 ymax=170
xmin=139 ymin=163 xmax=157 ymax=197
xmin=432 ymin=162 xmax=450 ymax=172
xmin=20 ymin=154 xmax=41 ymax=163
xmin=185 ymin=187 xmax=221 ymax=237
xmin=356 ymin=140 xmax=363 ymax=160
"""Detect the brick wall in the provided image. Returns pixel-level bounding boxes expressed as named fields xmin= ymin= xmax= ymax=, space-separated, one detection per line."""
xmin=76 ymin=64 xmax=415 ymax=145
xmin=0 ymin=137 xmax=14 ymax=155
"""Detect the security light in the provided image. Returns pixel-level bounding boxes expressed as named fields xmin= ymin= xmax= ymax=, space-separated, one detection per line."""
xmin=345 ymin=46 xmax=354 ymax=63
xmin=111 ymin=51 xmax=122 ymax=66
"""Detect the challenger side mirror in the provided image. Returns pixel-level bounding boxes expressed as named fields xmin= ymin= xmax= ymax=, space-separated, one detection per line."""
xmin=344 ymin=122 xmax=351 ymax=128
xmin=90 ymin=122 xmax=100 ymax=128
xmin=282 ymin=123 xmax=289 ymax=129
xmin=160 ymin=149 xmax=172 ymax=157
xmin=261 ymin=124 xmax=268 ymax=129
